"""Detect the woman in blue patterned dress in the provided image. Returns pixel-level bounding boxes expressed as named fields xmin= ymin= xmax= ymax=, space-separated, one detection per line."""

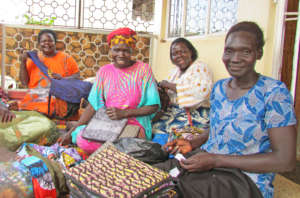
xmin=157 ymin=21 xmax=297 ymax=198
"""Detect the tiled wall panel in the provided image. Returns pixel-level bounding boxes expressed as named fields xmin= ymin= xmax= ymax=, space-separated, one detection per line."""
xmin=2 ymin=26 xmax=151 ymax=88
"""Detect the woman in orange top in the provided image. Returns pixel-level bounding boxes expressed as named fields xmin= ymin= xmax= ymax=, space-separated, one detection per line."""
xmin=19 ymin=29 xmax=80 ymax=117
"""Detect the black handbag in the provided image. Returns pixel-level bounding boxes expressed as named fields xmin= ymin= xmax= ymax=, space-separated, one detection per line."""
xmin=154 ymin=148 xmax=263 ymax=198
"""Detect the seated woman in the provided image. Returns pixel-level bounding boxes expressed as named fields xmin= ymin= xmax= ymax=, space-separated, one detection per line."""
xmin=156 ymin=21 xmax=297 ymax=198
xmin=152 ymin=37 xmax=213 ymax=137
xmin=19 ymin=29 xmax=80 ymax=118
xmin=58 ymin=27 xmax=160 ymax=154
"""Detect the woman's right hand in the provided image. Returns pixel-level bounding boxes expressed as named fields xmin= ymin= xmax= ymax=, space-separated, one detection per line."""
xmin=58 ymin=121 xmax=80 ymax=145
xmin=0 ymin=106 xmax=16 ymax=123
xmin=158 ymin=80 xmax=170 ymax=89
xmin=57 ymin=130 xmax=73 ymax=146
xmin=163 ymin=138 xmax=192 ymax=155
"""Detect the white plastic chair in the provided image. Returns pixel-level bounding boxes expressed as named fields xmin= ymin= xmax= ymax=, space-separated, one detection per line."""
xmin=3 ymin=75 xmax=17 ymax=89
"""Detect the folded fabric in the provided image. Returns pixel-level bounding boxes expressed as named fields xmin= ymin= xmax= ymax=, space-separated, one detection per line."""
xmin=0 ymin=161 xmax=33 ymax=198
xmin=0 ymin=111 xmax=59 ymax=151
xmin=15 ymin=143 xmax=86 ymax=197
xmin=65 ymin=143 xmax=176 ymax=198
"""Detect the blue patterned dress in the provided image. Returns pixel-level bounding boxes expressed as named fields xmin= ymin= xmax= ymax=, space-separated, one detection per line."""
xmin=201 ymin=75 xmax=297 ymax=198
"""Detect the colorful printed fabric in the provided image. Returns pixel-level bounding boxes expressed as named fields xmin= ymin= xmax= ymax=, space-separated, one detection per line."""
xmin=152 ymin=104 xmax=210 ymax=134
xmin=152 ymin=61 xmax=212 ymax=134
xmin=166 ymin=60 xmax=213 ymax=108
xmin=19 ymin=51 xmax=79 ymax=115
xmin=87 ymin=61 xmax=160 ymax=140
xmin=201 ymin=75 xmax=297 ymax=198
xmin=0 ymin=161 xmax=33 ymax=198
xmin=65 ymin=144 xmax=172 ymax=198
xmin=107 ymin=27 xmax=137 ymax=49
xmin=13 ymin=143 xmax=85 ymax=198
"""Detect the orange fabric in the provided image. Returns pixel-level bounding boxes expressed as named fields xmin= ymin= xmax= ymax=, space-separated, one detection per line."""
xmin=55 ymin=98 xmax=80 ymax=120
xmin=19 ymin=51 xmax=79 ymax=116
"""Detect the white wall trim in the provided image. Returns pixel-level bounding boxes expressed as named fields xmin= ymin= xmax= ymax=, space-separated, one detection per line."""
xmin=272 ymin=0 xmax=288 ymax=80
xmin=1 ymin=24 xmax=6 ymax=90
xmin=289 ymin=2 xmax=300 ymax=99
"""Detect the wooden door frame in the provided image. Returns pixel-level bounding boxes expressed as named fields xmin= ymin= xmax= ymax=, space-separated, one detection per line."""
xmin=278 ymin=0 xmax=299 ymax=118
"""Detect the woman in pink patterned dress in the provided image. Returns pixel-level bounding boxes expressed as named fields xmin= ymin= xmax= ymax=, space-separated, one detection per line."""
xmin=58 ymin=27 xmax=160 ymax=154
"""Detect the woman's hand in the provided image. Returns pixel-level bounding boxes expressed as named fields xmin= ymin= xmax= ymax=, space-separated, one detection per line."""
xmin=51 ymin=73 xmax=63 ymax=80
xmin=179 ymin=152 xmax=217 ymax=172
xmin=19 ymin=50 xmax=30 ymax=85
xmin=159 ymin=80 xmax=170 ymax=89
xmin=57 ymin=129 xmax=73 ymax=146
xmin=163 ymin=138 xmax=193 ymax=155
xmin=0 ymin=106 xmax=16 ymax=123
xmin=159 ymin=80 xmax=177 ymax=93
xmin=106 ymin=107 xmax=126 ymax=120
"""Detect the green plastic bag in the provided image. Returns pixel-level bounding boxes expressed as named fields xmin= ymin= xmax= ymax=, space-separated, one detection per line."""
xmin=0 ymin=111 xmax=59 ymax=151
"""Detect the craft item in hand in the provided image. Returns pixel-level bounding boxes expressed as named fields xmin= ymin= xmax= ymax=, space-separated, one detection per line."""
xmin=81 ymin=108 xmax=127 ymax=142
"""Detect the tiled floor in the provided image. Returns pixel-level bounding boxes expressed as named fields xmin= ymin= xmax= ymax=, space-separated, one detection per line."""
xmin=280 ymin=160 xmax=300 ymax=185
xmin=274 ymin=125 xmax=300 ymax=198
xmin=274 ymin=174 xmax=300 ymax=198
xmin=0 ymin=146 xmax=16 ymax=162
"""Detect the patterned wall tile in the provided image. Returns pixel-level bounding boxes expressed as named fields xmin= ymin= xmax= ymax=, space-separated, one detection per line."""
xmin=2 ymin=26 xmax=151 ymax=88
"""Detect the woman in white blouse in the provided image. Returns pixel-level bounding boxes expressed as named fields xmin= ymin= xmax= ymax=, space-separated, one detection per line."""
xmin=152 ymin=37 xmax=213 ymax=137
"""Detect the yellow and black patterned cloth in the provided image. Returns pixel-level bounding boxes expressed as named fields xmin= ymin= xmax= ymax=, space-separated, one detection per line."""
xmin=107 ymin=27 xmax=137 ymax=49
xmin=65 ymin=144 xmax=175 ymax=197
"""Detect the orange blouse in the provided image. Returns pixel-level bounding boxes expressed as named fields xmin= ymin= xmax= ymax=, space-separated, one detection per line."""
xmin=19 ymin=51 xmax=79 ymax=116
xmin=26 ymin=51 xmax=79 ymax=88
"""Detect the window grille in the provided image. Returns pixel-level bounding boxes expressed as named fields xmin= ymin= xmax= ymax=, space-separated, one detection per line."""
xmin=168 ymin=0 xmax=238 ymax=38
xmin=24 ymin=0 xmax=78 ymax=27
xmin=82 ymin=0 xmax=155 ymax=32
xmin=1 ymin=0 xmax=156 ymax=33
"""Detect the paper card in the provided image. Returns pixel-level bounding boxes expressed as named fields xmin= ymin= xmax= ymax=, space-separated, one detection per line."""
xmin=169 ymin=167 xmax=180 ymax=177
xmin=175 ymin=153 xmax=186 ymax=161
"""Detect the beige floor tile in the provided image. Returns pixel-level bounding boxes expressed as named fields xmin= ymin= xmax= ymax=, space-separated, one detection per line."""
xmin=274 ymin=174 xmax=300 ymax=198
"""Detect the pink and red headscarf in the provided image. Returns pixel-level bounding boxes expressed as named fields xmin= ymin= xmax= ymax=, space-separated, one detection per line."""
xmin=107 ymin=27 xmax=137 ymax=49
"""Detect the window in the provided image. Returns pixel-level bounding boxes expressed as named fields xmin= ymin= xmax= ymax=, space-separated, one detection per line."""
xmin=82 ymin=0 xmax=155 ymax=32
xmin=0 ymin=0 xmax=156 ymax=33
xmin=168 ymin=0 xmax=238 ymax=38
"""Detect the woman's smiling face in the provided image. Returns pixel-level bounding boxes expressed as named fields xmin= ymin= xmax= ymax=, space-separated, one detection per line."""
xmin=222 ymin=31 xmax=261 ymax=79
xmin=39 ymin=33 xmax=56 ymax=56
xmin=111 ymin=43 xmax=133 ymax=68
xmin=171 ymin=42 xmax=193 ymax=72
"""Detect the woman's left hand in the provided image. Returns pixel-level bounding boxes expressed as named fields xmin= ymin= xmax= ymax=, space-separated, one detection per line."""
xmin=159 ymin=80 xmax=177 ymax=93
xmin=51 ymin=73 xmax=63 ymax=80
xmin=159 ymin=80 xmax=170 ymax=89
xmin=179 ymin=151 xmax=217 ymax=172
xmin=106 ymin=107 xmax=127 ymax=120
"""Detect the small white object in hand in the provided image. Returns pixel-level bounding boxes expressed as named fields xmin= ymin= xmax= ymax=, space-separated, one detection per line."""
xmin=169 ymin=167 xmax=180 ymax=177
xmin=175 ymin=153 xmax=186 ymax=161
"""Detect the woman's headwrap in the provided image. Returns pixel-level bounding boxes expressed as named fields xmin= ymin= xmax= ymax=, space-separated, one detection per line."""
xmin=107 ymin=27 xmax=137 ymax=49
